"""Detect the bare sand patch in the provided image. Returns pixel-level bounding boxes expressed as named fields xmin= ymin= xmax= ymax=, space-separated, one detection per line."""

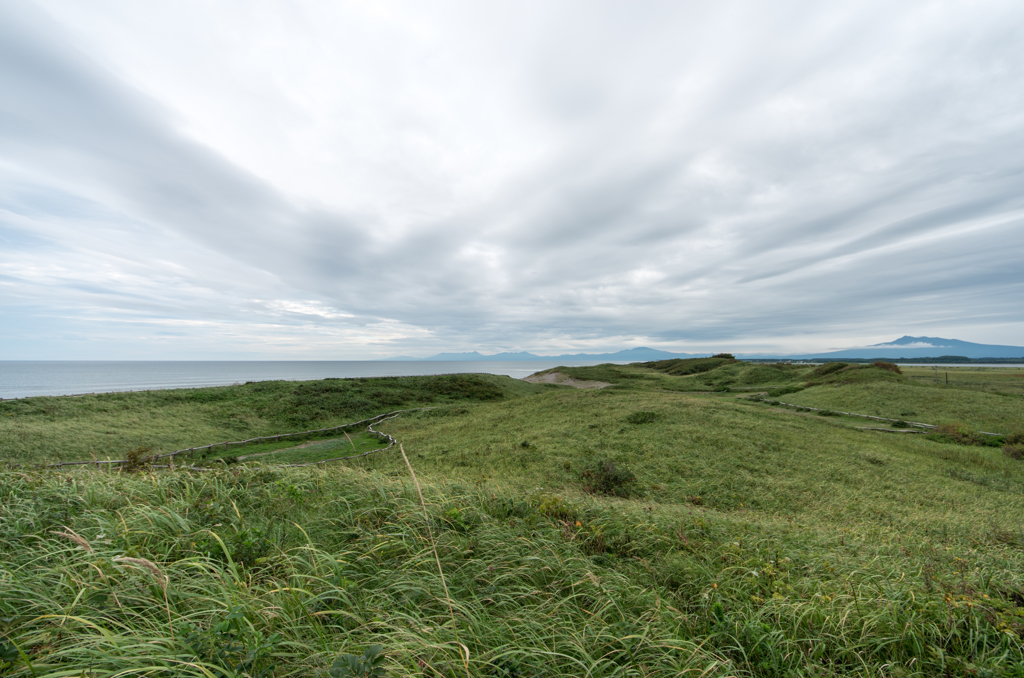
xmin=523 ymin=371 xmax=611 ymax=389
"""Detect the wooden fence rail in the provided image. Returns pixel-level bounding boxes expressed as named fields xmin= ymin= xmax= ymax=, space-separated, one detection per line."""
xmin=752 ymin=397 xmax=1003 ymax=436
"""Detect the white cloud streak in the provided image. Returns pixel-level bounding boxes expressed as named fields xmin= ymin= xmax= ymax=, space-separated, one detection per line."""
xmin=1 ymin=0 xmax=1023 ymax=358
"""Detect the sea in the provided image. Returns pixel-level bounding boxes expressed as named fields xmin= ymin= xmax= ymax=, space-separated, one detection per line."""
xmin=4 ymin=360 xmax=1021 ymax=401
xmin=0 ymin=361 xmax=629 ymax=400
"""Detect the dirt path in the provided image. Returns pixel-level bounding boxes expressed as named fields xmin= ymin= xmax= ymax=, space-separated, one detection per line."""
xmin=523 ymin=371 xmax=611 ymax=389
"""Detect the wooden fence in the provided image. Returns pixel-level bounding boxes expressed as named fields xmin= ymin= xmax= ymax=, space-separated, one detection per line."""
xmin=751 ymin=397 xmax=1003 ymax=436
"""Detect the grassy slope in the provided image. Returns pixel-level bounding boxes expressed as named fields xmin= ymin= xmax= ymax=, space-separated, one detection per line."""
xmin=3 ymin=366 xmax=1024 ymax=676
xmin=0 ymin=374 xmax=548 ymax=464
xmin=781 ymin=381 xmax=1024 ymax=433
xmin=380 ymin=389 xmax=1024 ymax=538
xmin=650 ymin=362 xmax=810 ymax=391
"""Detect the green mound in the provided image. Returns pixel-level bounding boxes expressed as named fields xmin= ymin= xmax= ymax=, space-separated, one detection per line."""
xmin=643 ymin=361 xmax=806 ymax=391
xmin=0 ymin=374 xmax=546 ymax=464
xmin=810 ymin=362 xmax=849 ymax=377
xmin=644 ymin=356 xmax=739 ymax=375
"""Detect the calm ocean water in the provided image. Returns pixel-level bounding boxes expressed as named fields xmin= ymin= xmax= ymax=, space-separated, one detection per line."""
xmin=0 ymin=361 xmax=628 ymax=400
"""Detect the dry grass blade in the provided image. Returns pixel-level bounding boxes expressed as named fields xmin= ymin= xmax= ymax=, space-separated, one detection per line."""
xmin=400 ymin=443 xmax=470 ymax=678
xmin=114 ymin=556 xmax=169 ymax=591
xmin=51 ymin=527 xmax=93 ymax=553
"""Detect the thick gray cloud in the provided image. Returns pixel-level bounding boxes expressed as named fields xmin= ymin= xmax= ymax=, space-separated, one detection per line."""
xmin=1 ymin=0 xmax=1023 ymax=358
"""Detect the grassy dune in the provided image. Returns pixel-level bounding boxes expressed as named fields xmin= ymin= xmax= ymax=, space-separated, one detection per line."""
xmin=2 ymin=361 xmax=1024 ymax=677
xmin=0 ymin=374 xmax=544 ymax=464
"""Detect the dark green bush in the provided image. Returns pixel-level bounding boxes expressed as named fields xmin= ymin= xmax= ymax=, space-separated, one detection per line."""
xmin=933 ymin=422 xmax=982 ymax=445
xmin=581 ymin=460 xmax=637 ymax=497
xmin=420 ymin=375 xmax=505 ymax=401
xmin=1002 ymin=432 xmax=1024 ymax=459
xmin=625 ymin=411 xmax=658 ymax=425
xmin=329 ymin=644 xmax=387 ymax=678
xmin=1004 ymin=444 xmax=1024 ymax=460
xmin=275 ymin=375 xmax=505 ymax=426
xmin=811 ymin=363 xmax=848 ymax=377
xmin=873 ymin=361 xmax=903 ymax=375
xmin=927 ymin=423 xmax=1002 ymax=447
xmin=644 ymin=357 xmax=737 ymax=376
xmin=767 ymin=385 xmax=805 ymax=398
xmin=122 ymin=445 xmax=153 ymax=473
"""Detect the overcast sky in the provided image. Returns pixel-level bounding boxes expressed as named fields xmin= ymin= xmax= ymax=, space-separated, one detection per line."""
xmin=2 ymin=0 xmax=1023 ymax=359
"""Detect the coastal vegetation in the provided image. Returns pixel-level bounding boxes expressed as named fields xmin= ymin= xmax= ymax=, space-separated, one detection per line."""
xmin=1 ymin=360 xmax=1023 ymax=676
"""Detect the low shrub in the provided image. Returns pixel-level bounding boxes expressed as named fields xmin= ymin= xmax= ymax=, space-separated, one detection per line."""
xmin=928 ymin=423 xmax=1002 ymax=447
xmin=644 ymin=357 xmax=736 ymax=376
xmin=625 ymin=411 xmax=658 ymax=425
xmin=121 ymin=445 xmax=153 ymax=473
xmin=934 ymin=422 xmax=983 ymax=446
xmin=581 ymin=460 xmax=637 ymax=497
xmin=330 ymin=645 xmax=387 ymax=678
xmin=420 ymin=375 xmax=505 ymax=401
xmin=873 ymin=361 xmax=903 ymax=375
xmin=767 ymin=385 xmax=804 ymax=398
xmin=1005 ymin=445 xmax=1024 ymax=460
xmin=1004 ymin=432 xmax=1024 ymax=459
xmin=710 ymin=353 xmax=735 ymax=359
xmin=811 ymin=362 xmax=848 ymax=377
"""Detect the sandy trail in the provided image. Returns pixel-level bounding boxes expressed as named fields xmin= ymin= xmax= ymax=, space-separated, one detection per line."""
xmin=523 ymin=371 xmax=611 ymax=389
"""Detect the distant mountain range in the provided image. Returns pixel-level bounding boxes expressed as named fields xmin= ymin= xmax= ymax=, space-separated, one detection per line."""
xmin=388 ymin=336 xmax=1024 ymax=362
xmin=780 ymin=335 xmax=1024 ymax=360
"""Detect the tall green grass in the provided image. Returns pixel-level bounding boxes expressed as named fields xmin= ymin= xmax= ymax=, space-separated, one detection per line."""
xmin=2 ymin=464 xmax=1023 ymax=677
xmin=4 ymin=367 xmax=1024 ymax=676
xmin=0 ymin=467 xmax=736 ymax=677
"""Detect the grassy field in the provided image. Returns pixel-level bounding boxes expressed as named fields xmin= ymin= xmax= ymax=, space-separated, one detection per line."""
xmin=778 ymin=381 xmax=1024 ymax=433
xmin=0 ymin=374 xmax=547 ymax=464
xmin=902 ymin=366 xmax=1024 ymax=396
xmin=2 ymin=360 xmax=1024 ymax=677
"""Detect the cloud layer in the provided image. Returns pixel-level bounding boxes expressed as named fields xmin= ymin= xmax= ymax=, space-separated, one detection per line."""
xmin=2 ymin=0 xmax=1023 ymax=358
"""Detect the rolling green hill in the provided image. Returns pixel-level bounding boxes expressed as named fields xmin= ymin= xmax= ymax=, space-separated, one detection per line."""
xmin=2 ymin=363 xmax=1023 ymax=677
